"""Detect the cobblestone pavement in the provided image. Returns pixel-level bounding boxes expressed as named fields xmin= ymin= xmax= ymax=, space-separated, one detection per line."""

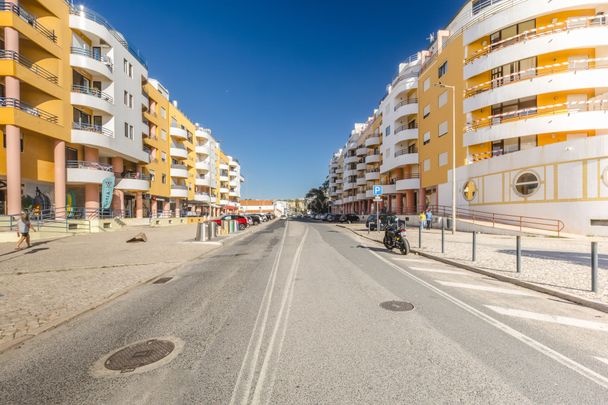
xmin=0 ymin=223 xmax=247 ymax=348
xmin=339 ymin=223 xmax=608 ymax=304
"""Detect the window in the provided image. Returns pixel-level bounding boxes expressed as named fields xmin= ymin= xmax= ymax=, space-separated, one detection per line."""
xmin=129 ymin=125 xmax=134 ymax=139
xmin=423 ymin=159 xmax=431 ymax=172
xmin=161 ymin=152 xmax=167 ymax=161
xmin=423 ymin=105 xmax=431 ymax=118
xmin=438 ymin=91 xmax=448 ymax=108
xmin=603 ymin=166 xmax=608 ymax=187
xmin=438 ymin=121 xmax=448 ymax=137
xmin=439 ymin=152 xmax=448 ymax=167
xmin=161 ymin=129 xmax=167 ymax=140
xmin=385 ymin=125 xmax=391 ymax=137
xmin=2 ymin=133 xmax=24 ymax=152
xmin=463 ymin=180 xmax=477 ymax=201
xmin=491 ymin=96 xmax=537 ymax=123
xmin=160 ymin=107 xmax=167 ymax=119
xmin=124 ymin=122 xmax=129 ymax=138
xmin=423 ymin=78 xmax=430 ymax=92
xmin=128 ymin=63 xmax=133 ymax=78
xmin=124 ymin=91 xmax=128 ymax=105
xmin=129 ymin=94 xmax=133 ymax=108
xmin=161 ymin=174 xmax=166 ymax=184
xmin=423 ymin=131 xmax=431 ymax=145
xmin=513 ymin=171 xmax=540 ymax=196
xmin=123 ymin=58 xmax=128 ymax=74
xmin=490 ymin=19 xmax=535 ymax=46
xmin=438 ymin=61 xmax=448 ymax=78
xmin=149 ymin=170 xmax=155 ymax=182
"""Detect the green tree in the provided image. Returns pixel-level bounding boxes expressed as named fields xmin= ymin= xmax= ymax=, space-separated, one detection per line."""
xmin=306 ymin=186 xmax=329 ymax=214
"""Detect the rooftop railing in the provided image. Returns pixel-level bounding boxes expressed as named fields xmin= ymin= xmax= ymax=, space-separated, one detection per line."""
xmin=0 ymin=97 xmax=58 ymax=123
xmin=0 ymin=2 xmax=57 ymax=43
xmin=0 ymin=50 xmax=58 ymax=84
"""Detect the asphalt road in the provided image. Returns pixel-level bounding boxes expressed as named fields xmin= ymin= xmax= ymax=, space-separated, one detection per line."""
xmin=1 ymin=219 xmax=607 ymax=404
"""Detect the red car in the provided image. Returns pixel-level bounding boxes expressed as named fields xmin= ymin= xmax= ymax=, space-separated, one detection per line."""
xmin=210 ymin=214 xmax=248 ymax=231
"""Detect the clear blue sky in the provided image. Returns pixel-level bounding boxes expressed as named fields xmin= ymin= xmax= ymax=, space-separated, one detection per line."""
xmin=81 ymin=0 xmax=462 ymax=199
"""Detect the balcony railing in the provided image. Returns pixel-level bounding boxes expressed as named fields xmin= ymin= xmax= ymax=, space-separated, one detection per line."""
xmin=68 ymin=4 xmax=147 ymax=68
xmin=395 ymin=148 xmax=418 ymax=157
xmin=72 ymin=121 xmax=113 ymax=137
xmin=0 ymin=2 xmax=57 ymax=43
xmin=120 ymin=172 xmax=151 ymax=180
xmin=0 ymin=50 xmax=58 ymax=84
xmin=394 ymin=124 xmax=418 ymax=134
xmin=394 ymin=98 xmax=418 ymax=111
xmin=465 ymin=98 xmax=608 ymax=132
xmin=0 ymin=97 xmax=58 ymax=123
xmin=465 ymin=15 xmax=608 ymax=65
xmin=67 ymin=160 xmax=112 ymax=172
xmin=171 ymin=164 xmax=187 ymax=170
xmin=171 ymin=184 xmax=188 ymax=190
xmin=70 ymin=47 xmax=113 ymax=71
xmin=465 ymin=56 xmax=608 ymax=98
xmin=71 ymin=84 xmax=113 ymax=103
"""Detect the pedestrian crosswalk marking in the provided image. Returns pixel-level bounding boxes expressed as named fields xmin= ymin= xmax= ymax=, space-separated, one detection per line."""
xmin=408 ymin=267 xmax=467 ymax=275
xmin=436 ymin=281 xmax=534 ymax=296
xmin=486 ymin=306 xmax=608 ymax=332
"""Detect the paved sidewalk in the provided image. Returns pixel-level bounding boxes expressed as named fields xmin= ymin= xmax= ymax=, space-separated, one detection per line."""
xmin=339 ymin=223 xmax=608 ymax=305
xmin=0 ymin=223 xmax=248 ymax=350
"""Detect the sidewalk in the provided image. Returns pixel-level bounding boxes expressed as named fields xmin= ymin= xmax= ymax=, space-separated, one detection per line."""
xmin=0 ymin=223 xmax=246 ymax=351
xmin=339 ymin=223 xmax=608 ymax=306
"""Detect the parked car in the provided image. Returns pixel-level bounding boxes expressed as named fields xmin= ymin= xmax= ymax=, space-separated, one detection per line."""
xmin=339 ymin=214 xmax=360 ymax=224
xmin=246 ymin=214 xmax=260 ymax=225
xmin=323 ymin=214 xmax=335 ymax=222
xmin=210 ymin=214 xmax=248 ymax=231
xmin=366 ymin=214 xmax=398 ymax=231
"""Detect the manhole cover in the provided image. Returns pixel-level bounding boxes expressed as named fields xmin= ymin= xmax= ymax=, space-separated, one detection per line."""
xmin=380 ymin=301 xmax=414 ymax=312
xmin=104 ymin=339 xmax=175 ymax=372
xmin=153 ymin=277 xmax=173 ymax=284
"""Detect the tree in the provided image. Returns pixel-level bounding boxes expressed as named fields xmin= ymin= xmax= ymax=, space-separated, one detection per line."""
xmin=306 ymin=186 xmax=329 ymax=214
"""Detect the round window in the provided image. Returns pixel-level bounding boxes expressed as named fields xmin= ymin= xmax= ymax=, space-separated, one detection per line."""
xmin=463 ymin=180 xmax=477 ymax=201
xmin=602 ymin=166 xmax=608 ymax=187
xmin=514 ymin=171 xmax=540 ymax=197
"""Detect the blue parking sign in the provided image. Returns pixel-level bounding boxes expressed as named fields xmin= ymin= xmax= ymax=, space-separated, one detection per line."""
xmin=373 ymin=185 xmax=383 ymax=196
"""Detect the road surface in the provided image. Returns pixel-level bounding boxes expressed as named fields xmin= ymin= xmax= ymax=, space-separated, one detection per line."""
xmin=1 ymin=219 xmax=607 ymax=404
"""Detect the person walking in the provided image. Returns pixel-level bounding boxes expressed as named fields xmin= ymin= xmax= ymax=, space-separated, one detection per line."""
xmin=426 ymin=208 xmax=433 ymax=230
xmin=419 ymin=211 xmax=427 ymax=230
xmin=16 ymin=211 xmax=35 ymax=250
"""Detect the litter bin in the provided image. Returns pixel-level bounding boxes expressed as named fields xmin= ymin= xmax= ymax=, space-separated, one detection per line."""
xmin=195 ymin=222 xmax=208 ymax=241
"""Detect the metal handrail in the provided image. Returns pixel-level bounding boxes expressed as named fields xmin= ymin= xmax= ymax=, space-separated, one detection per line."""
xmin=0 ymin=50 xmax=58 ymax=83
xmin=0 ymin=2 xmax=57 ymax=43
xmin=120 ymin=172 xmax=151 ymax=180
xmin=71 ymin=84 xmax=113 ymax=103
xmin=72 ymin=121 xmax=114 ymax=137
xmin=171 ymin=184 xmax=188 ymax=190
xmin=67 ymin=160 xmax=113 ymax=171
xmin=70 ymin=47 xmax=113 ymax=71
xmin=428 ymin=204 xmax=565 ymax=236
xmin=171 ymin=164 xmax=187 ymax=170
xmin=0 ymin=97 xmax=58 ymax=123
xmin=394 ymin=98 xmax=418 ymax=111
xmin=395 ymin=148 xmax=418 ymax=157
xmin=394 ymin=124 xmax=418 ymax=134
xmin=68 ymin=4 xmax=147 ymax=68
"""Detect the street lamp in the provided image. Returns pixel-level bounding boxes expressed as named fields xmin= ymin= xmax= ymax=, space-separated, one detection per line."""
xmin=434 ymin=82 xmax=457 ymax=234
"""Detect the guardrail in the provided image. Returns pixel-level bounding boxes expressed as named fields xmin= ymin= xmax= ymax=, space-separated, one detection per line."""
xmin=428 ymin=204 xmax=565 ymax=236
xmin=394 ymin=99 xmax=418 ymax=111
xmin=72 ymin=121 xmax=114 ymax=137
xmin=0 ymin=2 xmax=57 ymax=42
xmin=71 ymin=84 xmax=113 ymax=103
xmin=0 ymin=50 xmax=58 ymax=83
xmin=0 ymin=97 xmax=58 ymax=123
xmin=395 ymin=148 xmax=418 ymax=157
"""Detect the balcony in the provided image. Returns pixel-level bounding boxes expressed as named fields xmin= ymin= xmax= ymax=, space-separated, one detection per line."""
xmin=356 ymin=177 xmax=366 ymax=186
xmin=219 ymin=175 xmax=229 ymax=182
xmin=170 ymin=164 xmax=188 ymax=179
xmin=0 ymin=50 xmax=58 ymax=85
xmin=0 ymin=3 xmax=57 ymax=44
xmin=219 ymin=187 xmax=229 ymax=193
xmin=356 ymin=162 xmax=366 ymax=171
xmin=365 ymin=136 xmax=381 ymax=147
xmin=219 ymin=199 xmax=230 ymax=206
xmin=229 ymin=190 xmax=239 ymax=197
xmin=365 ymin=154 xmax=381 ymax=164
xmin=356 ymin=146 xmax=368 ymax=156
xmin=70 ymin=47 xmax=113 ymax=80
xmin=170 ymin=143 xmax=188 ymax=159
xmin=195 ymin=144 xmax=211 ymax=155
xmin=66 ymin=160 xmax=113 ymax=184
xmin=71 ymin=85 xmax=114 ymax=115
xmin=335 ymin=168 xmax=344 ymax=174
xmin=393 ymin=99 xmax=418 ymax=118
xmin=380 ymin=184 xmax=397 ymax=194
xmin=464 ymin=15 xmax=608 ymax=80
xmin=115 ymin=173 xmax=150 ymax=191
xmin=194 ymin=193 xmax=211 ymax=203
xmin=169 ymin=126 xmax=188 ymax=140
xmin=344 ymin=155 xmax=359 ymax=164
xmin=170 ymin=184 xmax=188 ymax=198
xmin=393 ymin=126 xmax=418 ymax=142
xmin=71 ymin=122 xmax=115 ymax=150
xmin=196 ymin=161 xmax=210 ymax=172
xmin=396 ymin=174 xmax=420 ymax=191
xmin=365 ymin=171 xmax=380 ymax=181
xmin=195 ymin=176 xmax=210 ymax=186
xmin=0 ymin=97 xmax=58 ymax=124
xmin=196 ymin=128 xmax=210 ymax=139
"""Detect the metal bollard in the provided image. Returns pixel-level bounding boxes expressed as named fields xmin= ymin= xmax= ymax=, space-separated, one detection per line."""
xmin=472 ymin=232 xmax=477 ymax=262
xmin=419 ymin=222 xmax=423 ymax=248
xmin=441 ymin=219 xmax=445 ymax=254
xmin=208 ymin=221 xmax=217 ymax=239
xmin=195 ymin=222 xmax=208 ymax=241
xmin=516 ymin=236 xmax=522 ymax=273
xmin=591 ymin=242 xmax=598 ymax=293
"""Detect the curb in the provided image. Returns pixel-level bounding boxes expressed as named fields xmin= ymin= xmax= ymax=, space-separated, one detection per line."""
xmin=337 ymin=225 xmax=608 ymax=314
xmin=0 ymin=222 xmax=266 ymax=355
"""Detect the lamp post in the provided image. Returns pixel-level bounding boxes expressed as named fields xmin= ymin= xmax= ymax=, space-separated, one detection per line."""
xmin=434 ymin=82 xmax=457 ymax=234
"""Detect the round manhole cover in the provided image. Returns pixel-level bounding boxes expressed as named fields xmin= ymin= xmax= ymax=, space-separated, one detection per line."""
xmin=380 ymin=301 xmax=414 ymax=312
xmin=104 ymin=339 xmax=175 ymax=372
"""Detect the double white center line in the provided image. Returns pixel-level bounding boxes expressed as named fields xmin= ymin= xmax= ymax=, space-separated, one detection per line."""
xmin=230 ymin=223 xmax=309 ymax=405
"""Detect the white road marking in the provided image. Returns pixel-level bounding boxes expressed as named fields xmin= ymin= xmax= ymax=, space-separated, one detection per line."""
xmin=369 ymin=249 xmax=608 ymax=390
xmin=251 ymin=227 xmax=309 ymax=405
xmin=407 ymin=267 xmax=467 ymax=275
xmin=392 ymin=258 xmax=432 ymax=263
xmin=486 ymin=306 xmax=608 ymax=333
xmin=595 ymin=357 xmax=608 ymax=366
xmin=229 ymin=222 xmax=289 ymax=405
xmin=436 ymin=281 xmax=535 ymax=296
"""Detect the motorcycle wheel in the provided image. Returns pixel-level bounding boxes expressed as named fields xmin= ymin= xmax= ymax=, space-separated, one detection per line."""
xmin=399 ymin=239 xmax=411 ymax=255
xmin=383 ymin=236 xmax=392 ymax=250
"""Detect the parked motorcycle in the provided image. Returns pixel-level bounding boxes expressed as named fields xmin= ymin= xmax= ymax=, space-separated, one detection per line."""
xmin=383 ymin=220 xmax=411 ymax=255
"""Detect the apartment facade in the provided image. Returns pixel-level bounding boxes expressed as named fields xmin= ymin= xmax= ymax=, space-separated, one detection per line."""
xmin=0 ymin=0 xmax=243 ymax=221
xmin=329 ymin=0 xmax=608 ymax=236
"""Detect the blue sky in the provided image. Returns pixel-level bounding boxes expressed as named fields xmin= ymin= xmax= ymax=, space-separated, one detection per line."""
xmin=81 ymin=0 xmax=462 ymax=199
